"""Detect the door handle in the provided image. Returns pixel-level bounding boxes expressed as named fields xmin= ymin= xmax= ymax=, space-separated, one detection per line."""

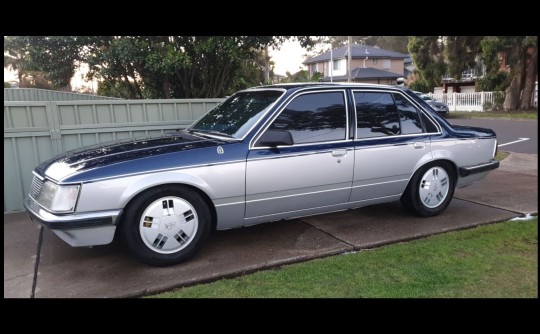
xmin=413 ymin=142 xmax=426 ymax=149
xmin=332 ymin=149 xmax=347 ymax=157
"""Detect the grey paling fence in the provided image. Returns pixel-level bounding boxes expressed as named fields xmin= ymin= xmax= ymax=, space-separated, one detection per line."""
xmin=4 ymin=88 xmax=120 ymax=101
xmin=4 ymin=98 xmax=224 ymax=213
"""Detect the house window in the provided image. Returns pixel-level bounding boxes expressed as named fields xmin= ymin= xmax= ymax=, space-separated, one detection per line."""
xmin=383 ymin=59 xmax=391 ymax=70
xmin=373 ymin=59 xmax=378 ymax=65
xmin=333 ymin=60 xmax=341 ymax=71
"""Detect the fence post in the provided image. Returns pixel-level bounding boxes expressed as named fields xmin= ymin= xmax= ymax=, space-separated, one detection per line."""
xmin=45 ymin=102 xmax=62 ymax=155
xmin=480 ymin=92 xmax=485 ymax=112
xmin=452 ymin=92 xmax=457 ymax=112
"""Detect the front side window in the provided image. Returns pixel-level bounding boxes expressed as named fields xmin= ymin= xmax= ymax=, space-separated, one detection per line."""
xmin=266 ymin=91 xmax=347 ymax=144
xmin=190 ymin=90 xmax=283 ymax=139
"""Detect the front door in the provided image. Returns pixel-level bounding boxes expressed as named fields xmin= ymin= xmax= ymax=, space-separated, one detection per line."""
xmin=245 ymin=90 xmax=354 ymax=220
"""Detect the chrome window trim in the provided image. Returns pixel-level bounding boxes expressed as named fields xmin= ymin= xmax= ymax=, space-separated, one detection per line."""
xmin=249 ymin=89 xmax=350 ymax=150
xmin=351 ymin=89 xmax=442 ymax=141
xmin=187 ymin=88 xmax=287 ymax=141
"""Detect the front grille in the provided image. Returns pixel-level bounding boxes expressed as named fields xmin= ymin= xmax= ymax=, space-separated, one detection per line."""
xmin=30 ymin=176 xmax=44 ymax=199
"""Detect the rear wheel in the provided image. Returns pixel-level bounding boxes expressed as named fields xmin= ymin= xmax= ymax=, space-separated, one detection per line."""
xmin=121 ymin=185 xmax=211 ymax=266
xmin=401 ymin=162 xmax=455 ymax=217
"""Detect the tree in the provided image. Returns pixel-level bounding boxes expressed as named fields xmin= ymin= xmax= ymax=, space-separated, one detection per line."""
xmin=325 ymin=36 xmax=409 ymax=53
xmin=409 ymin=36 xmax=538 ymax=110
xmin=408 ymin=36 xmax=447 ymax=91
xmin=5 ymin=36 xmax=316 ymax=99
xmin=4 ymin=36 xmax=81 ymax=90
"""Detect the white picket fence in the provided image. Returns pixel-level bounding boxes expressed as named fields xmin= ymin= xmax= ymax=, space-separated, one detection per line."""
xmin=427 ymin=91 xmax=505 ymax=112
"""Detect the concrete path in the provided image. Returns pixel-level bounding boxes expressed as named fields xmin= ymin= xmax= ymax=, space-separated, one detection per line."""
xmin=4 ymin=153 xmax=537 ymax=298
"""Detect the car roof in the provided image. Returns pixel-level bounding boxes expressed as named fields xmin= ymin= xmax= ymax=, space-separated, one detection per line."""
xmin=249 ymin=82 xmax=405 ymax=91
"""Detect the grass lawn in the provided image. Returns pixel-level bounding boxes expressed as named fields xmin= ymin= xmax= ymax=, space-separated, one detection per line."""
xmin=447 ymin=110 xmax=538 ymax=120
xmin=152 ymin=217 xmax=538 ymax=298
xmin=496 ymin=150 xmax=510 ymax=161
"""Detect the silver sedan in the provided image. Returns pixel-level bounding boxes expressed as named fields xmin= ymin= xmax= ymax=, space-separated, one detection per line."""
xmin=25 ymin=83 xmax=499 ymax=266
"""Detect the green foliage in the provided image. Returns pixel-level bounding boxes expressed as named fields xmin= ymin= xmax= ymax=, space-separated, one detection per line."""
xmin=407 ymin=78 xmax=429 ymax=93
xmin=152 ymin=218 xmax=538 ymax=298
xmin=97 ymin=80 xmax=136 ymax=98
xmin=476 ymin=71 xmax=509 ymax=92
xmin=4 ymin=82 xmax=11 ymax=88
xmin=409 ymin=36 xmax=538 ymax=110
xmin=445 ymin=36 xmax=483 ymax=79
xmin=281 ymin=70 xmax=322 ymax=83
xmin=326 ymin=36 xmax=409 ymax=53
xmin=408 ymin=36 xmax=447 ymax=91
xmin=4 ymin=36 xmax=316 ymax=99
xmin=482 ymin=92 xmax=505 ymax=112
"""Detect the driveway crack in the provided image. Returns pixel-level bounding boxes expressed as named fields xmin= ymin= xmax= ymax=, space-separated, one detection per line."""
xmin=298 ymin=218 xmax=356 ymax=250
xmin=31 ymin=226 xmax=44 ymax=299
xmin=454 ymin=197 xmax=529 ymax=216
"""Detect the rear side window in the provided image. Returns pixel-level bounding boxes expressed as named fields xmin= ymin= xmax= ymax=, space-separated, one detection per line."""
xmin=268 ymin=91 xmax=347 ymax=144
xmin=393 ymin=93 xmax=423 ymax=134
xmin=355 ymin=92 xmax=400 ymax=138
xmin=355 ymin=91 xmax=438 ymax=138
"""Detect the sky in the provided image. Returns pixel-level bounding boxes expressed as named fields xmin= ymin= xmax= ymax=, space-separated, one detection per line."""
xmin=4 ymin=40 xmax=312 ymax=89
xmin=269 ymin=40 xmax=310 ymax=76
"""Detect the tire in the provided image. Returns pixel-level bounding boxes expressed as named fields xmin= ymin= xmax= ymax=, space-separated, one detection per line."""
xmin=121 ymin=185 xmax=211 ymax=266
xmin=401 ymin=162 xmax=455 ymax=217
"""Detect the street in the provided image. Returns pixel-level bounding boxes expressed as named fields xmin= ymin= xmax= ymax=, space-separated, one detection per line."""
xmin=448 ymin=118 xmax=538 ymax=154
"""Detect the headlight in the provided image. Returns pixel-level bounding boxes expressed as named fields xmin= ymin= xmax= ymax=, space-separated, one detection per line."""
xmin=35 ymin=181 xmax=80 ymax=212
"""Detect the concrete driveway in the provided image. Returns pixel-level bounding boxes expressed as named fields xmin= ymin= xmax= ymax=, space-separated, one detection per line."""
xmin=4 ymin=153 xmax=537 ymax=298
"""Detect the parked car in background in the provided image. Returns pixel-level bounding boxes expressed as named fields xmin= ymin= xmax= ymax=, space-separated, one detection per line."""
xmin=413 ymin=91 xmax=449 ymax=116
xmin=25 ymin=83 xmax=499 ymax=266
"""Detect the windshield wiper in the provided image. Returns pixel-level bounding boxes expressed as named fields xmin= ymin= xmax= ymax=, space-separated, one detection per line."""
xmin=189 ymin=129 xmax=235 ymax=139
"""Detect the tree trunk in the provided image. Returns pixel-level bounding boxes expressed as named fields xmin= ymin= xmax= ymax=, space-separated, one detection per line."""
xmin=503 ymin=45 xmax=525 ymax=111
xmin=519 ymin=46 xmax=538 ymax=110
xmin=162 ymin=78 xmax=171 ymax=99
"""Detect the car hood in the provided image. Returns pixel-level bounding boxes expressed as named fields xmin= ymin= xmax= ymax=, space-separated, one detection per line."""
xmin=427 ymin=100 xmax=447 ymax=107
xmin=36 ymin=131 xmax=234 ymax=183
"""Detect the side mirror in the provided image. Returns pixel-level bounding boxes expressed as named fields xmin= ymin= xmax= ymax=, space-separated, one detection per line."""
xmin=256 ymin=129 xmax=293 ymax=147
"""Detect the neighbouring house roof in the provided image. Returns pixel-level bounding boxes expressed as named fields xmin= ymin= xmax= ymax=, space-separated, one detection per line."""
xmin=404 ymin=55 xmax=413 ymax=64
xmin=304 ymin=45 xmax=409 ymax=64
xmin=322 ymin=67 xmax=402 ymax=82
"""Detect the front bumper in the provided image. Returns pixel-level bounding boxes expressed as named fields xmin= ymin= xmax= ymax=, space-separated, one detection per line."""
xmin=24 ymin=197 xmax=121 ymax=247
xmin=458 ymin=159 xmax=500 ymax=177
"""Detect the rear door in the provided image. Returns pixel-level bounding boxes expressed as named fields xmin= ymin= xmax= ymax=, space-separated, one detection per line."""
xmin=349 ymin=90 xmax=439 ymax=203
xmin=245 ymin=90 xmax=354 ymax=220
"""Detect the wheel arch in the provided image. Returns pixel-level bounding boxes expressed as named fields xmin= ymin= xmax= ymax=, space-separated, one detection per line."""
xmin=118 ymin=182 xmax=218 ymax=232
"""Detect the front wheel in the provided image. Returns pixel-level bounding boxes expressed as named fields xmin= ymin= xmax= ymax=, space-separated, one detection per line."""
xmin=121 ymin=186 xmax=211 ymax=266
xmin=401 ymin=162 xmax=455 ymax=217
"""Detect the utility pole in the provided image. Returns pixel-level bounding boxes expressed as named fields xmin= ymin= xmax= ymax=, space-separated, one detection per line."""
xmin=347 ymin=36 xmax=352 ymax=82
xmin=264 ymin=44 xmax=270 ymax=84
xmin=330 ymin=39 xmax=333 ymax=82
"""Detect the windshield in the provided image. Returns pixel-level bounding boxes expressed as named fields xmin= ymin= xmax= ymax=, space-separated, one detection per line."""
xmin=190 ymin=90 xmax=284 ymax=139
